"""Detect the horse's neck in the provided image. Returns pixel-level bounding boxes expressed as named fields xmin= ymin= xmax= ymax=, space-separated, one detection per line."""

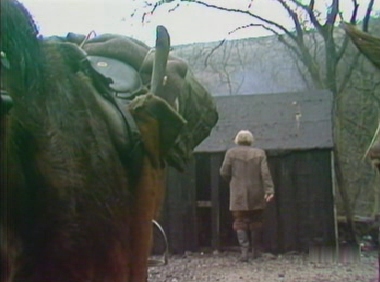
xmin=6 ymin=43 xmax=59 ymax=109
xmin=6 ymin=66 xmax=42 ymax=103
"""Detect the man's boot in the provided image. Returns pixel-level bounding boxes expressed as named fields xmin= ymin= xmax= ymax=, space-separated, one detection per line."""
xmin=250 ymin=230 xmax=262 ymax=259
xmin=236 ymin=230 xmax=249 ymax=262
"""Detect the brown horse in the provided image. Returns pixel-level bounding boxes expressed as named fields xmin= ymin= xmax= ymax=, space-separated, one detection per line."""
xmin=0 ymin=0 xmax=216 ymax=281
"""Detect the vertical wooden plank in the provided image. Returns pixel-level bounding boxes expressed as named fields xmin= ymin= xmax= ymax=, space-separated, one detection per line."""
xmin=331 ymin=151 xmax=339 ymax=258
xmin=167 ymin=161 xmax=197 ymax=254
xmin=211 ymin=153 xmax=222 ymax=250
xmin=164 ymin=167 xmax=182 ymax=253
xmin=277 ymin=152 xmax=297 ymax=252
xmin=218 ymin=151 xmax=234 ymax=248
xmin=263 ymin=155 xmax=279 ymax=253
xmin=182 ymin=158 xmax=197 ymax=252
xmin=164 ymin=159 xmax=197 ymax=254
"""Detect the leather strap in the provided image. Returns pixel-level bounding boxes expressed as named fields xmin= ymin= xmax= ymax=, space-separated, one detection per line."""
xmin=79 ymin=57 xmax=144 ymax=177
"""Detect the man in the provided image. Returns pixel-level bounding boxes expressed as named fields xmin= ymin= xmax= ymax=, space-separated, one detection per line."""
xmin=220 ymin=130 xmax=274 ymax=262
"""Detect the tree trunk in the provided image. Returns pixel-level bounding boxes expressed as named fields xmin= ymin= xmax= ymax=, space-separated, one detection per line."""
xmin=333 ymin=146 xmax=358 ymax=243
xmin=325 ymin=27 xmax=358 ymax=244
xmin=331 ymin=90 xmax=358 ymax=244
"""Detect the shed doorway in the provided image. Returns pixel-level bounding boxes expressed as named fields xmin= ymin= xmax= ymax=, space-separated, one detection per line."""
xmin=194 ymin=153 xmax=236 ymax=250
xmin=195 ymin=153 xmax=212 ymax=248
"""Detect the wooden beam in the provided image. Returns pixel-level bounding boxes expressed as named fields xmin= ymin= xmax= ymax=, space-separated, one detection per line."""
xmin=331 ymin=151 xmax=339 ymax=260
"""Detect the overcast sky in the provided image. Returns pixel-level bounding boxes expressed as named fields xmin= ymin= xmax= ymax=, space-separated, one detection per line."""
xmin=20 ymin=0 xmax=380 ymax=46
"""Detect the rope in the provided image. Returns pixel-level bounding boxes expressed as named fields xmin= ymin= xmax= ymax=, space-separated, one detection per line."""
xmin=79 ymin=30 xmax=97 ymax=48
xmin=363 ymin=120 xmax=380 ymax=160
xmin=148 ymin=220 xmax=169 ymax=267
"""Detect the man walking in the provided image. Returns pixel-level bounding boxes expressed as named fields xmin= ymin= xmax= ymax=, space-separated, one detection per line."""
xmin=220 ymin=130 xmax=274 ymax=262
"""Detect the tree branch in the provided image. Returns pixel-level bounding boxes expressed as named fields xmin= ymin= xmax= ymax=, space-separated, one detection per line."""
xmin=278 ymin=35 xmax=302 ymax=58
xmin=272 ymin=0 xmax=324 ymax=88
xmin=337 ymin=0 xmax=375 ymax=91
xmin=288 ymin=0 xmax=324 ymax=35
xmin=168 ymin=3 xmax=180 ymax=12
xmin=335 ymin=1 xmax=359 ymax=63
xmin=189 ymin=0 xmax=298 ymax=41
xmin=289 ymin=50 xmax=312 ymax=88
xmin=228 ymin=23 xmax=279 ymax=37
xmin=351 ymin=0 xmax=359 ymax=24
xmin=345 ymin=116 xmax=374 ymax=136
xmin=310 ymin=31 xmax=319 ymax=59
xmin=335 ymin=36 xmax=350 ymax=63
xmin=354 ymin=82 xmax=380 ymax=105
xmin=203 ymin=20 xmax=303 ymax=67
xmin=326 ymin=0 xmax=339 ymax=25
xmin=276 ymin=0 xmax=304 ymax=43
xmin=203 ymin=22 xmax=302 ymax=67
xmin=338 ymin=52 xmax=361 ymax=94
xmin=204 ymin=39 xmax=226 ymax=67
xmin=151 ymin=0 xmax=323 ymax=86
xmin=362 ymin=0 xmax=375 ymax=32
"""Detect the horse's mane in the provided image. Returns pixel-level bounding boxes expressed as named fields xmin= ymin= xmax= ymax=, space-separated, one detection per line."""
xmin=1 ymin=0 xmax=132 ymax=201
xmin=1 ymin=0 xmax=43 ymax=93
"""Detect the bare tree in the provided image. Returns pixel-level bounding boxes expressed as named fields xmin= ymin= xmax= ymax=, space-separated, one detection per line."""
xmin=144 ymin=0 xmax=376 ymax=243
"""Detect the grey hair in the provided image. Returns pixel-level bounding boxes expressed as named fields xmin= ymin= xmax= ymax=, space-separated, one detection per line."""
xmin=234 ymin=130 xmax=254 ymax=145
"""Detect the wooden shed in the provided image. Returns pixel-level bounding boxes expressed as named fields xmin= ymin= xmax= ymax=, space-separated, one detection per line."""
xmin=160 ymin=90 xmax=336 ymax=254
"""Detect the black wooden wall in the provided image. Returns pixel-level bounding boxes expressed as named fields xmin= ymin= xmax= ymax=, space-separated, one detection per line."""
xmin=263 ymin=149 xmax=335 ymax=253
xmin=161 ymin=160 xmax=197 ymax=254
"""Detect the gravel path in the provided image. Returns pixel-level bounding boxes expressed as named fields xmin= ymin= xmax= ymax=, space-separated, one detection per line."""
xmin=148 ymin=250 xmax=379 ymax=282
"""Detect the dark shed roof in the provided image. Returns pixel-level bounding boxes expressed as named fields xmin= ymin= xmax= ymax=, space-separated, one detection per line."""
xmin=195 ymin=90 xmax=333 ymax=152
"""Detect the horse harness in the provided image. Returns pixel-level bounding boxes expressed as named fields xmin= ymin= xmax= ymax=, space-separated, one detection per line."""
xmin=79 ymin=52 xmax=146 ymax=172
xmin=0 ymin=44 xmax=146 ymax=176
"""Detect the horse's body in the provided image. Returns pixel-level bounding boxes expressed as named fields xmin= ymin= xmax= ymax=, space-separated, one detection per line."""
xmin=2 ymin=40 xmax=133 ymax=282
xmin=0 ymin=0 xmax=197 ymax=281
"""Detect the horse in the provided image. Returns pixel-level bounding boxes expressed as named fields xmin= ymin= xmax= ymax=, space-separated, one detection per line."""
xmin=0 ymin=0 xmax=218 ymax=281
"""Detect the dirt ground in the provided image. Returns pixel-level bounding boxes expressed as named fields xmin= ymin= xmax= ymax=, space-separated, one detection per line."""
xmin=148 ymin=250 xmax=379 ymax=282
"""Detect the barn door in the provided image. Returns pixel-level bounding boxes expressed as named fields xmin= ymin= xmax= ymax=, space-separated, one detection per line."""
xmin=194 ymin=153 xmax=227 ymax=251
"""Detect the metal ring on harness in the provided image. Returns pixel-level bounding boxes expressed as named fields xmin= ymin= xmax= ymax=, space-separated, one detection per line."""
xmin=148 ymin=220 xmax=169 ymax=267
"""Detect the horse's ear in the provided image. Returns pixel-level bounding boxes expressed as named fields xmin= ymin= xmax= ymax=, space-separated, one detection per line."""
xmin=129 ymin=94 xmax=186 ymax=157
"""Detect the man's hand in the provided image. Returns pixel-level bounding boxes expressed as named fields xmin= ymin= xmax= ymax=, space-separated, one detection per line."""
xmin=264 ymin=194 xmax=274 ymax=202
